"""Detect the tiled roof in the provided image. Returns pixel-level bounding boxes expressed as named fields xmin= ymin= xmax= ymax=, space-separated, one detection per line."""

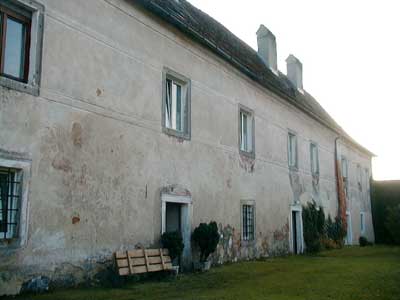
xmin=136 ymin=0 xmax=373 ymax=156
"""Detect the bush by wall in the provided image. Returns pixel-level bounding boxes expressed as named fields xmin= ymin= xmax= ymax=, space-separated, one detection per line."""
xmin=192 ymin=221 xmax=220 ymax=262
xmin=161 ymin=231 xmax=184 ymax=261
xmin=326 ymin=215 xmax=346 ymax=247
xmin=302 ymin=202 xmax=325 ymax=253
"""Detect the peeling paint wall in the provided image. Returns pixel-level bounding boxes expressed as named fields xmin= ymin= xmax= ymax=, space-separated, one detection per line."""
xmin=0 ymin=0 xmax=374 ymax=295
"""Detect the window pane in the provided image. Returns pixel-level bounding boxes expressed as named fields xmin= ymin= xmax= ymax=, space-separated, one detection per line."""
xmin=165 ymin=79 xmax=172 ymax=128
xmin=4 ymin=17 xmax=26 ymax=79
xmin=176 ymin=84 xmax=182 ymax=131
xmin=240 ymin=112 xmax=248 ymax=151
xmin=311 ymin=144 xmax=318 ymax=174
xmin=289 ymin=134 xmax=296 ymax=167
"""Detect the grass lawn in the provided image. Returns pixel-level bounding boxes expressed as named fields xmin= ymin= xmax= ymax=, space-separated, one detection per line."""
xmin=11 ymin=246 xmax=400 ymax=300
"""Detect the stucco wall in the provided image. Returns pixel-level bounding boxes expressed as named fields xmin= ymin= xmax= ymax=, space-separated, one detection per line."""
xmin=0 ymin=0 xmax=373 ymax=294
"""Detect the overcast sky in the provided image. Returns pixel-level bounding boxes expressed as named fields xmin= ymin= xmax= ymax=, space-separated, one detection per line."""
xmin=189 ymin=0 xmax=399 ymax=181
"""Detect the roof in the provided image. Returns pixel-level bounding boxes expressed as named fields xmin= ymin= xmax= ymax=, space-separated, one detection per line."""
xmin=135 ymin=0 xmax=374 ymax=156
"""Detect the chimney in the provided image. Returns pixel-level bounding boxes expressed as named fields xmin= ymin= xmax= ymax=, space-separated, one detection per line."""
xmin=286 ymin=54 xmax=303 ymax=91
xmin=256 ymin=25 xmax=278 ymax=74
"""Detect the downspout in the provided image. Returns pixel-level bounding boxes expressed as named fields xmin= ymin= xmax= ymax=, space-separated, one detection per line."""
xmin=334 ymin=137 xmax=347 ymax=231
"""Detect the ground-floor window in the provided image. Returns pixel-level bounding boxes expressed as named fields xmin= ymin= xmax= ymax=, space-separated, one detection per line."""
xmin=0 ymin=167 xmax=22 ymax=239
xmin=241 ymin=201 xmax=255 ymax=241
xmin=360 ymin=212 xmax=365 ymax=235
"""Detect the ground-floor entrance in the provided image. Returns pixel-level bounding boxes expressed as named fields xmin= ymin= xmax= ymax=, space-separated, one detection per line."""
xmin=290 ymin=205 xmax=304 ymax=254
xmin=161 ymin=188 xmax=192 ymax=270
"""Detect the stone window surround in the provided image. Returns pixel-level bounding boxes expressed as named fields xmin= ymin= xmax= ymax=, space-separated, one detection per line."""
xmin=0 ymin=0 xmax=44 ymax=97
xmin=360 ymin=211 xmax=365 ymax=235
xmin=161 ymin=67 xmax=191 ymax=140
xmin=240 ymin=199 xmax=256 ymax=243
xmin=287 ymin=130 xmax=298 ymax=171
xmin=0 ymin=156 xmax=31 ymax=249
xmin=289 ymin=204 xmax=304 ymax=254
xmin=238 ymin=104 xmax=255 ymax=159
xmin=309 ymin=141 xmax=319 ymax=176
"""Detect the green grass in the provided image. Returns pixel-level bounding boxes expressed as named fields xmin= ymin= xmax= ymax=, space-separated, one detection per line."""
xmin=12 ymin=246 xmax=400 ymax=300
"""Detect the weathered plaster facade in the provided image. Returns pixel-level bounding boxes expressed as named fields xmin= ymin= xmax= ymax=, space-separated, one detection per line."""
xmin=0 ymin=0 xmax=374 ymax=295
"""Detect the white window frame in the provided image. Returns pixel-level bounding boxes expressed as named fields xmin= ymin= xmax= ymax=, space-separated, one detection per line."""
xmin=0 ymin=156 xmax=31 ymax=248
xmin=238 ymin=105 xmax=255 ymax=158
xmin=0 ymin=0 xmax=44 ymax=96
xmin=162 ymin=67 xmax=191 ymax=140
xmin=310 ymin=142 xmax=319 ymax=176
xmin=288 ymin=131 xmax=298 ymax=169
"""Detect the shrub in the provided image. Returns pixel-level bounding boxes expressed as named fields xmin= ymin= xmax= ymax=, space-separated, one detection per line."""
xmin=192 ymin=221 xmax=220 ymax=262
xmin=359 ymin=236 xmax=371 ymax=247
xmin=321 ymin=238 xmax=340 ymax=250
xmin=385 ymin=204 xmax=400 ymax=245
xmin=326 ymin=215 xmax=346 ymax=247
xmin=161 ymin=231 xmax=184 ymax=261
xmin=302 ymin=202 xmax=325 ymax=253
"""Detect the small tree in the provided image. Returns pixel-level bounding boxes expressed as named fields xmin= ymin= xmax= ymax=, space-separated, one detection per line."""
xmin=326 ymin=215 xmax=346 ymax=247
xmin=302 ymin=201 xmax=325 ymax=253
xmin=192 ymin=221 xmax=220 ymax=262
xmin=161 ymin=231 xmax=184 ymax=261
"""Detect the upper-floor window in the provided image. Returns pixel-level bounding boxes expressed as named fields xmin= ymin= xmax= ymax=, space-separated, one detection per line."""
xmin=310 ymin=142 xmax=319 ymax=175
xmin=0 ymin=4 xmax=31 ymax=82
xmin=162 ymin=68 xmax=191 ymax=140
xmin=357 ymin=164 xmax=362 ymax=191
xmin=341 ymin=157 xmax=348 ymax=197
xmin=239 ymin=105 xmax=255 ymax=157
xmin=0 ymin=0 xmax=44 ymax=96
xmin=365 ymin=168 xmax=370 ymax=198
xmin=288 ymin=132 xmax=298 ymax=169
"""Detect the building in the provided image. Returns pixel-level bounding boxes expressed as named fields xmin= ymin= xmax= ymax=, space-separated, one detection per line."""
xmin=0 ymin=0 xmax=374 ymax=295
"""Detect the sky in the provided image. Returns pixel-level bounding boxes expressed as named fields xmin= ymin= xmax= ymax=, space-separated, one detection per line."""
xmin=188 ymin=0 xmax=400 ymax=181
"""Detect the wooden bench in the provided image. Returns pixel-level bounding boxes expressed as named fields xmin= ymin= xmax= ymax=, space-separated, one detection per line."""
xmin=115 ymin=248 xmax=173 ymax=275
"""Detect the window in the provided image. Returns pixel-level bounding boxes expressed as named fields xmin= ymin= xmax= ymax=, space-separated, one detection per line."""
xmin=310 ymin=142 xmax=319 ymax=175
xmin=365 ymin=168 xmax=370 ymax=200
xmin=357 ymin=164 xmax=362 ymax=191
xmin=0 ymin=167 xmax=22 ymax=240
xmin=238 ymin=105 xmax=255 ymax=157
xmin=288 ymin=132 xmax=298 ymax=169
xmin=162 ymin=68 xmax=191 ymax=140
xmin=360 ymin=212 xmax=365 ymax=234
xmin=242 ymin=204 xmax=255 ymax=241
xmin=0 ymin=4 xmax=31 ymax=82
xmin=341 ymin=157 xmax=348 ymax=197
xmin=0 ymin=0 xmax=44 ymax=96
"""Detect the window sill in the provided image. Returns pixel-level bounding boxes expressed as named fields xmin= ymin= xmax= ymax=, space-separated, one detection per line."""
xmin=241 ymin=239 xmax=256 ymax=247
xmin=239 ymin=150 xmax=255 ymax=159
xmin=162 ymin=127 xmax=191 ymax=141
xmin=0 ymin=76 xmax=39 ymax=96
xmin=0 ymin=238 xmax=21 ymax=250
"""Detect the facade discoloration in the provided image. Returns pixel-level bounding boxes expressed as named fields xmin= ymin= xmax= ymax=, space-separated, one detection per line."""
xmin=0 ymin=0 xmax=374 ymax=295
